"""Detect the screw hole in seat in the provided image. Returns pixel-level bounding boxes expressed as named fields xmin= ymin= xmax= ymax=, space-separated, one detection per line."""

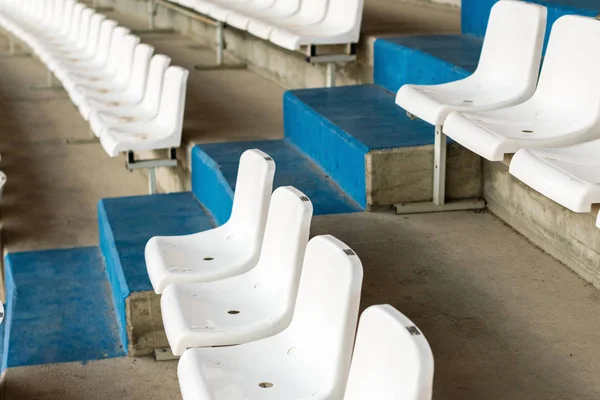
xmin=227 ymin=310 xmax=240 ymax=315
xmin=521 ymin=129 xmax=534 ymax=133
xmin=203 ymin=257 xmax=214 ymax=261
xmin=259 ymin=382 xmax=273 ymax=389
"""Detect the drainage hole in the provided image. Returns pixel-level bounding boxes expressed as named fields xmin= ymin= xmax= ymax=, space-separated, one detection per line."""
xmin=259 ymin=382 xmax=273 ymax=389
xmin=203 ymin=257 xmax=214 ymax=261
xmin=462 ymin=100 xmax=473 ymax=103
xmin=521 ymin=129 xmax=534 ymax=133
xmin=228 ymin=310 xmax=240 ymax=315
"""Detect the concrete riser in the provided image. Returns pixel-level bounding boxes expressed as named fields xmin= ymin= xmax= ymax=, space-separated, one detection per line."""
xmin=484 ymin=161 xmax=600 ymax=289
xmin=126 ymin=291 xmax=168 ymax=357
xmin=367 ymin=143 xmax=482 ymax=205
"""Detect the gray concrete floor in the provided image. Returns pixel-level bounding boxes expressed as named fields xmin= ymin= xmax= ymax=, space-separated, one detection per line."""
xmin=1 ymin=2 xmax=599 ymax=400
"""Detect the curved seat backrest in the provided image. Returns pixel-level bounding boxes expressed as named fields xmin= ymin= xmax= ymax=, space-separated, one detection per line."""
xmin=153 ymin=66 xmax=189 ymax=137
xmin=82 ymin=13 xmax=106 ymax=59
xmin=344 ymin=305 xmax=435 ymax=400
xmin=226 ymin=148 xmax=276 ymax=240
xmin=65 ymin=3 xmax=85 ymax=45
xmin=254 ymin=186 xmax=312 ymax=305
xmin=104 ymin=31 xmax=139 ymax=79
xmin=126 ymin=44 xmax=155 ymax=102
xmin=531 ymin=15 xmax=600 ymax=126
xmin=138 ymin=54 xmax=171 ymax=115
xmin=113 ymin=39 xmax=148 ymax=87
xmin=93 ymin=20 xmax=118 ymax=66
xmin=323 ymin=0 xmax=363 ymax=39
xmin=39 ymin=0 xmax=54 ymax=27
xmin=285 ymin=235 xmax=364 ymax=399
xmin=49 ymin=0 xmax=65 ymax=30
xmin=74 ymin=8 xmax=97 ymax=51
xmin=57 ymin=0 xmax=75 ymax=38
xmin=473 ymin=0 xmax=546 ymax=99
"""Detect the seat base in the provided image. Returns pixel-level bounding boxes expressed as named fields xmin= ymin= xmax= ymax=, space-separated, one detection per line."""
xmin=394 ymin=198 xmax=486 ymax=215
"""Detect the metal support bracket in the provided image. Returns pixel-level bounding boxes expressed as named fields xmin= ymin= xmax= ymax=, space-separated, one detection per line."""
xmin=195 ymin=22 xmax=246 ymax=71
xmin=305 ymin=44 xmax=357 ymax=88
xmin=126 ymin=148 xmax=178 ymax=194
xmin=394 ymin=124 xmax=486 ymax=214
xmin=30 ymin=69 xmax=62 ymax=91
xmin=0 ymin=34 xmax=30 ymax=58
xmin=132 ymin=0 xmax=174 ymax=34
xmin=153 ymin=347 xmax=180 ymax=361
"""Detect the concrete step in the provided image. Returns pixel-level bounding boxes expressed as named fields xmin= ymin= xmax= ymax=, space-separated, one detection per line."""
xmin=284 ymin=84 xmax=481 ymax=207
xmin=98 ymin=192 xmax=214 ymax=355
xmin=2 ymin=247 xmax=125 ymax=371
xmin=462 ymin=0 xmax=599 ymax=40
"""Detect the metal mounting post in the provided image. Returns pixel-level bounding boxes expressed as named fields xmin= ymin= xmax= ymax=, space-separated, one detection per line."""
xmin=0 ymin=34 xmax=29 ymax=58
xmin=126 ymin=149 xmax=178 ymax=195
xmin=326 ymin=63 xmax=336 ymax=88
xmin=195 ymin=22 xmax=246 ymax=71
xmin=394 ymin=124 xmax=486 ymax=214
xmin=131 ymin=0 xmax=174 ymax=34
xmin=30 ymin=69 xmax=62 ymax=91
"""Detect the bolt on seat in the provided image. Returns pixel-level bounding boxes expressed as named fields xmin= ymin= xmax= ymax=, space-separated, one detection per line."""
xmin=177 ymin=234 xmax=363 ymax=400
xmin=145 ymin=149 xmax=275 ymax=294
xmin=443 ymin=14 xmax=600 ymax=162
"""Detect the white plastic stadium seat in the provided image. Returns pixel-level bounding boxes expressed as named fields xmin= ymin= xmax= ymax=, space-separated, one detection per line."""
xmin=88 ymin=54 xmax=171 ymax=138
xmin=0 ymin=171 xmax=7 ymax=204
xmin=177 ymin=235 xmax=364 ymax=400
xmin=509 ymin=142 xmax=600 ymax=216
xmin=161 ymin=186 xmax=313 ymax=355
xmin=443 ymin=15 xmax=600 ymax=161
xmin=396 ymin=0 xmax=547 ymax=126
xmin=145 ymin=149 xmax=275 ymax=294
xmin=99 ymin=66 xmax=189 ymax=157
xmin=344 ymin=305 xmax=434 ymax=400
xmin=77 ymin=43 xmax=154 ymax=121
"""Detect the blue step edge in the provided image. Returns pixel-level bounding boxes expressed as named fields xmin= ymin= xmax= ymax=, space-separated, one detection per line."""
xmin=374 ymin=35 xmax=481 ymax=94
xmin=3 ymin=247 xmax=125 ymax=371
xmin=283 ymin=84 xmax=438 ymax=207
xmin=192 ymin=140 xmax=362 ymax=216
xmin=462 ymin=0 xmax=599 ymax=48
xmin=98 ymin=192 xmax=215 ymax=352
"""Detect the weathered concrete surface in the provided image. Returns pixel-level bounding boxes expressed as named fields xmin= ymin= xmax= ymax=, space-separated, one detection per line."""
xmin=484 ymin=161 xmax=600 ymax=289
xmin=2 ymin=357 xmax=179 ymax=400
xmin=126 ymin=291 xmax=168 ymax=357
xmin=311 ymin=210 xmax=600 ymax=400
xmin=367 ymin=143 xmax=482 ymax=205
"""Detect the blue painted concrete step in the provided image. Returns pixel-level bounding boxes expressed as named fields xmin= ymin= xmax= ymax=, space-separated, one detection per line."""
xmin=462 ymin=0 xmax=599 ymax=41
xmin=284 ymin=84 xmax=434 ymax=207
xmin=2 ymin=247 xmax=125 ymax=370
xmin=374 ymin=35 xmax=481 ymax=94
xmin=98 ymin=192 xmax=214 ymax=349
xmin=192 ymin=140 xmax=362 ymax=225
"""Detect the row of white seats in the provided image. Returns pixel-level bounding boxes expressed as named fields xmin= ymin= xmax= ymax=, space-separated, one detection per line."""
xmin=0 ymin=0 xmax=189 ymax=158
xmin=169 ymin=0 xmax=364 ymax=51
xmin=396 ymin=0 xmax=600 ymax=228
xmin=145 ymin=150 xmax=434 ymax=399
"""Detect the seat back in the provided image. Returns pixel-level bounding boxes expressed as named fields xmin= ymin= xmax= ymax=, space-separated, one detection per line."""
xmin=74 ymin=8 xmax=99 ymax=51
xmin=474 ymin=0 xmax=546 ymax=101
xmin=228 ymin=149 xmax=276 ymax=245
xmin=255 ymin=186 xmax=312 ymax=313
xmin=82 ymin=13 xmax=106 ymax=59
xmin=138 ymin=54 xmax=171 ymax=116
xmin=125 ymin=44 xmax=155 ymax=103
xmin=324 ymin=0 xmax=364 ymax=41
xmin=344 ymin=305 xmax=435 ymax=400
xmin=113 ymin=39 xmax=149 ymax=87
xmin=93 ymin=19 xmax=118 ymax=66
xmin=286 ymin=235 xmax=363 ymax=399
xmin=154 ymin=66 xmax=189 ymax=137
xmin=57 ymin=0 xmax=76 ymax=38
xmin=0 ymin=171 xmax=6 ymax=204
xmin=65 ymin=3 xmax=85 ymax=45
xmin=532 ymin=15 xmax=600 ymax=127
xmin=49 ymin=0 xmax=65 ymax=31
xmin=104 ymin=31 xmax=139 ymax=79
xmin=271 ymin=0 xmax=301 ymax=16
